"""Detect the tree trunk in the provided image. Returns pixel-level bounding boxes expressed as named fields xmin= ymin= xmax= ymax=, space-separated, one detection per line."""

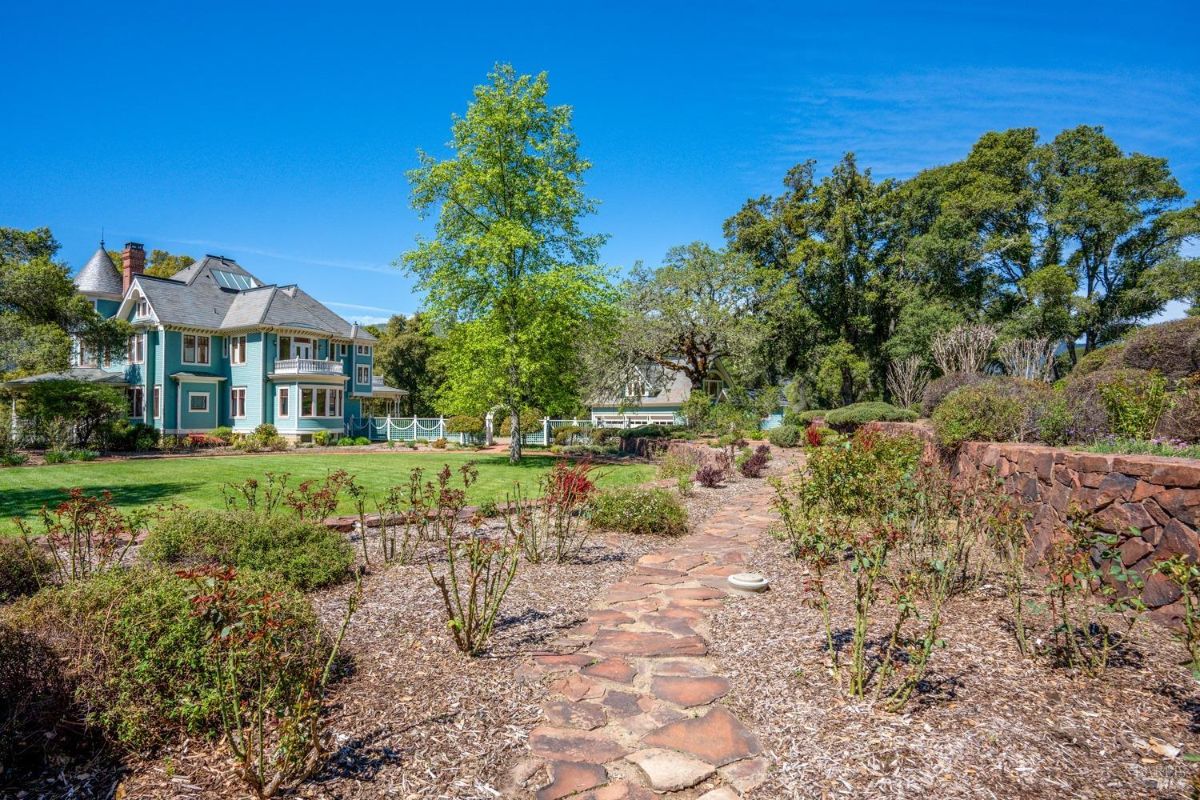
xmin=508 ymin=407 xmax=521 ymax=463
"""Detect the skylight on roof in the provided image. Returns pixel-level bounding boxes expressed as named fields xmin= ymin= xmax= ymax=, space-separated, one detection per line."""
xmin=212 ymin=269 xmax=256 ymax=290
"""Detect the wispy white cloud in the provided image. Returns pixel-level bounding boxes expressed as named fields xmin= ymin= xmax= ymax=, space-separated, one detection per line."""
xmin=752 ymin=67 xmax=1200 ymax=185
xmin=320 ymin=300 xmax=406 ymax=315
xmin=150 ymin=235 xmax=401 ymax=276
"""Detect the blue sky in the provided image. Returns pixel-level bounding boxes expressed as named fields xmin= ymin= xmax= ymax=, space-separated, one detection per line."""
xmin=2 ymin=1 xmax=1197 ymax=325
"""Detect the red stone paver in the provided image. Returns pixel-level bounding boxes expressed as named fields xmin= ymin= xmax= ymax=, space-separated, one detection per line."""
xmin=642 ymin=707 xmax=762 ymax=766
xmin=536 ymin=761 xmax=609 ymax=800
xmin=519 ymin=481 xmax=781 ymax=797
xmin=650 ymin=674 xmax=731 ymax=707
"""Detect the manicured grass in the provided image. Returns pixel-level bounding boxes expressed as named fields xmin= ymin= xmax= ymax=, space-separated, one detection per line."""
xmin=0 ymin=451 xmax=654 ymax=532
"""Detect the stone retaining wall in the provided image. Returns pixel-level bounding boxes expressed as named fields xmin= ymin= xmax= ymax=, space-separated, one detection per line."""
xmin=860 ymin=421 xmax=1200 ymax=620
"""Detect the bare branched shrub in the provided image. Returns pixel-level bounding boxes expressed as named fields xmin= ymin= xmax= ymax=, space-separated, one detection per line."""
xmin=998 ymin=337 xmax=1056 ymax=382
xmin=930 ymin=324 xmax=996 ymax=375
xmin=886 ymin=356 xmax=930 ymax=410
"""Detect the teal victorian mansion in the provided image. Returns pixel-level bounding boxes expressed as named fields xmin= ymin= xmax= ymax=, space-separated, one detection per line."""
xmin=50 ymin=241 xmax=404 ymax=440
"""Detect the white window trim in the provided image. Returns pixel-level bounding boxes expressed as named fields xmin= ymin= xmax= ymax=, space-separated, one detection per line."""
xmin=299 ymin=385 xmax=344 ymax=418
xmin=129 ymin=333 xmax=145 ymax=365
xmin=356 ymin=365 xmax=371 ymax=385
xmin=356 ymin=344 xmax=370 ymax=356
xmin=187 ymin=392 xmax=210 ymax=413
xmin=230 ymin=335 xmax=247 ymax=365
xmin=182 ymin=334 xmax=212 ymax=366
xmin=231 ymin=387 xmax=247 ymax=418
xmin=277 ymin=387 xmax=291 ymax=418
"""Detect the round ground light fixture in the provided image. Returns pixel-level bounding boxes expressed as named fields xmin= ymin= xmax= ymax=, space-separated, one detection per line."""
xmin=728 ymin=572 xmax=770 ymax=592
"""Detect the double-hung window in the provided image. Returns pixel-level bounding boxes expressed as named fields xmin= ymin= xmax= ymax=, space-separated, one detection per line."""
xmin=230 ymin=335 xmax=247 ymax=365
xmin=136 ymin=298 xmax=150 ymax=318
xmin=128 ymin=334 xmax=144 ymax=365
xmin=231 ymin=387 xmax=247 ymax=418
xmin=356 ymin=344 xmax=370 ymax=356
xmin=127 ymin=387 xmax=145 ymax=418
xmin=182 ymin=334 xmax=211 ymax=365
xmin=356 ymin=364 xmax=370 ymax=385
xmin=152 ymin=386 xmax=161 ymax=418
xmin=277 ymin=387 xmax=290 ymax=418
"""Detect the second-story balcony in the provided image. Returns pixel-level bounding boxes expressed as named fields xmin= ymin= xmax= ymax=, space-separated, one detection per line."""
xmin=272 ymin=358 xmax=345 ymax=376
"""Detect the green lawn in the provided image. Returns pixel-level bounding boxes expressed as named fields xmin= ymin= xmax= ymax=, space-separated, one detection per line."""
xmin=0 ymin=451 xmax=654 ymax=532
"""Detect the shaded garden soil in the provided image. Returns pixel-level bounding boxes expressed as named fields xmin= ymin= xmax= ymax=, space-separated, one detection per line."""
xmin=708 ymin=533 xmax=1200 ymax=799
xmin=99 ymin=476 xmax=773 ymax=799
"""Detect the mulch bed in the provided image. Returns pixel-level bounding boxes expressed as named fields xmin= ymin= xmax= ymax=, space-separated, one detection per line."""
xmin=708 ymin=532 xmax=1200 ymax=799
xmin=90 ymin=475 xmax=771 ymax=799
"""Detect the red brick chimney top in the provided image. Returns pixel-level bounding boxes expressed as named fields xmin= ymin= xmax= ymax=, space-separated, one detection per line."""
xmin=121 ymin=242 xmax=145 ymax=294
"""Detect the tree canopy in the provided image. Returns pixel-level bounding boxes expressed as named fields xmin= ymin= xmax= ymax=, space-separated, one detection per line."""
xmin=401 ymin=64 xmax=615 ymax=460
xmin=367 ymin=313 xmax=442 ymax=416
xmin=2 ymin=227 xmax=131 ymax=378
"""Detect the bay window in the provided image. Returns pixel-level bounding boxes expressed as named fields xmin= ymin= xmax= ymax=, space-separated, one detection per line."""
xmin=299 ymin=386 xmax=344 ymax=418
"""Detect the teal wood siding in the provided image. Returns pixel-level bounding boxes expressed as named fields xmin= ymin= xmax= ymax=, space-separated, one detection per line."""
xmin=95 ymin=298 xmax=121 ymax=317
xmin=351 ymin=345 xmax=373 ymax=394
xmin=178 ymin=382 xmax=219 ymax=430
xmin=228 ymin=333 xmax=264 ymax=431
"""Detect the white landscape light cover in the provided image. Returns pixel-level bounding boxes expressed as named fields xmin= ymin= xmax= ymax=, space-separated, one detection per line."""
xmin=728 ymin=572 xmax=769 ymax=592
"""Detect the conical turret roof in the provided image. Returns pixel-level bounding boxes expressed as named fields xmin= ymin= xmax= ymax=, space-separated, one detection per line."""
xmin=73 ymin=245 xmax=123 ymax=296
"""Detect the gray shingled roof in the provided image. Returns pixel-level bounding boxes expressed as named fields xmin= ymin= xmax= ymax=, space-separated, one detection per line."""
xmin=2 ymin=367 xmax=129 ymax=388
xmin=131 ymin=255 xmax=375 ymax=340
xmin=73 ymin=246 xmax=123 ymax=296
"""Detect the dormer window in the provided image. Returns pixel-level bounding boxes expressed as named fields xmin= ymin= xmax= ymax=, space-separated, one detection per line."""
xmin=135 ymin=298 xmax=150 ymax=318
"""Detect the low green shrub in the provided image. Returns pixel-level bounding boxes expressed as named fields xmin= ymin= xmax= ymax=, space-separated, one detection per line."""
xmin=1098 ymin=370 xmax=1170 ymax=439
xmin=801 ymin=428 xmax=926 ymax=517
xmin=108 ymin=421 xmax=161 ymax=451
xmin=143 ymin=509 xmax=354 ymax=590
xmin=70 ymin=449 xmax=99 ymax=461
xmin=43 ymin=450 xmax=69 ymax=464
xmin=1 ymin=566 xmax=323 ymax=750
xmin=618 ymin=424 xmax=682 ymax=440
xmin=354 ymin=436 xmax=371 ymax=446
xmin=552 ymin=425 xmax=583 ymax=445
xmin=1071 ymin=343 xmax=1126 ymax=378
xmin=1158 ymin=385 xmax=1200 ymax=443
xmin=0 ymin=539 xmax=52 ymax=603
xmin=0 ymin=620 xmax=74 ymax=775
xmin=313 ymin=430 xmax=331 ymax=446
xmin=823 ymin=402 xmax=917 ymax=430
xmin=209 ymin=426 xmax=235 ymax=444
xmin=590 ymin=427 xmax=620 ymax=445
xmin=588 ymin=488 xmax=687 ymax=536
xmin=446 ymin=415 xmax=485 ymax=435
xmin=1 ymin=452 xmax=28 ymax=467
xmin=477 ymin=499 xmax=500 ymax=517
xmin=932 ymin=378 xmax=1049 ymax=447
xmin=783 ymin=409 xmax=827 ymax=427
xmin=921 ymin=371 xmax=986 ymax=416
xmin=1085 ymin=437 xmax=1200 ymax=459
xmin=656 ymin=447 xmax=702 ymax=479
xmin=336 ymin=436 xmax=356 ymax=447
xmin=767 ymin=424 xmax=802 ymax=448
xmin=561 ymin=443 xmax=619 ymax=456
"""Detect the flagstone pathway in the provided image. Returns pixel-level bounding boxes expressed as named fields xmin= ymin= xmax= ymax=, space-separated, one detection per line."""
xmin=515 ymin=484 xmax=778 ymax=799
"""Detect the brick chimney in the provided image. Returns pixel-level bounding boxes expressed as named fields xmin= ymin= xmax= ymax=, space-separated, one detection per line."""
xmin=121 ymin=242 xmax=145 ymax=293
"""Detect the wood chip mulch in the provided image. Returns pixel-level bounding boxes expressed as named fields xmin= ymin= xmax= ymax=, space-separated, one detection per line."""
xmin=100 ymin=477 xmax=770 ymax=800
xmin=708 ymin=532 xmax=1200 ymax=799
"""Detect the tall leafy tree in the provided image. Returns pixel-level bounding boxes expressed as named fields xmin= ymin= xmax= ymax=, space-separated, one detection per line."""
xmin=401 ymin=64 xmax=615 ymax=461
xmin=590 ymin=242 xmax=777 ymax=399
xmin=1 ymin=227 xmax=130 ymax=378
xmin=107 ymin=247 xmax=195 ymax=278
xmin=367 ymin=313 xmax=442 ymax=416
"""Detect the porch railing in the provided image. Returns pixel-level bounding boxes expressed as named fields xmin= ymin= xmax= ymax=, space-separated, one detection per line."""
xmin=273 ymin=358 xmax=344 ymax=376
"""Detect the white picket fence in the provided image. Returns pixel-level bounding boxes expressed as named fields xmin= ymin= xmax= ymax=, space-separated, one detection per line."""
xmin=355 ymin=416 xmax=594 ymax=447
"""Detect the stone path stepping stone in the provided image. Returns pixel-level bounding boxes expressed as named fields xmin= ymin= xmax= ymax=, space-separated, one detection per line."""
xmin=518 ymin=482 xmax=780 ymax=797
